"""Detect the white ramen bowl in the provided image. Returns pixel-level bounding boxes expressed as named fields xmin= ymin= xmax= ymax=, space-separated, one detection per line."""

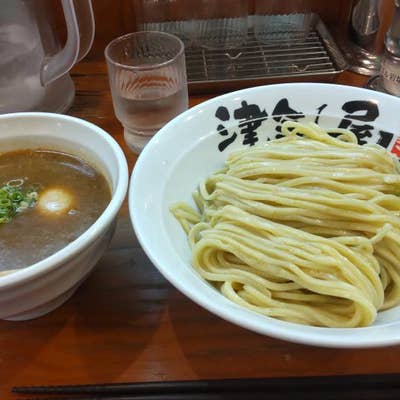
xmin=130 ymin=83 xmax=400 ymax=348
xmin=0 ymin=113 xmax=128 ymax=321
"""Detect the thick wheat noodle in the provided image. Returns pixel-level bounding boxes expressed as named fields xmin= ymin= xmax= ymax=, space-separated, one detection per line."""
xmin=170 ymin=121 xmax=400 ymax=327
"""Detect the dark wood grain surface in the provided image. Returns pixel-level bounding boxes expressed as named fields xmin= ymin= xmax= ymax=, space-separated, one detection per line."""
xmin=2 ymin=61 xmax=399 ymax=399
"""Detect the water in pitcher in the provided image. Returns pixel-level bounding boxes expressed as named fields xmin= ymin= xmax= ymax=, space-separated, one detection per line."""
xmin=0 ymin=2 xmax=45 ymax=113
xmin=113 ymin=82 xmax=188 ymax=153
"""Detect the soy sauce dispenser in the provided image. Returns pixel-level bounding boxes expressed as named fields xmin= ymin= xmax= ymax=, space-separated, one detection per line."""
xmin=379 ymin=0 xmax=400 ymax=95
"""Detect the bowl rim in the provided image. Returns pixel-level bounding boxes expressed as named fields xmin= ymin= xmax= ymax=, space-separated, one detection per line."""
xmin=0 ymin=112 xmax=129 ymax=288
xmin=129 ymin=82 xmax=400 ymax=348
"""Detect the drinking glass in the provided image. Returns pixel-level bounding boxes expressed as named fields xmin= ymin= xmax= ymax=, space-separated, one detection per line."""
xmin=105 ymin=31 xmax=188 ymax=153
xmin=254 ymin=0 xmax=312 ymax=43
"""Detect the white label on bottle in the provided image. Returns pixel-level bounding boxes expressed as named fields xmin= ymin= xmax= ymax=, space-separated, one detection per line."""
xmin=381 ymin=57 xmax=400 ymax=96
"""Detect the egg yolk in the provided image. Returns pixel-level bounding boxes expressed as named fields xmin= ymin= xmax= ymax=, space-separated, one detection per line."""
xmin=37 ymin=188 xmax=74 ymax=215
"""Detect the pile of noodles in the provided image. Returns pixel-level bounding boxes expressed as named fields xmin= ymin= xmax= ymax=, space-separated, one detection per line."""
xmin=170 ymin=121 xmax=400 ymax=328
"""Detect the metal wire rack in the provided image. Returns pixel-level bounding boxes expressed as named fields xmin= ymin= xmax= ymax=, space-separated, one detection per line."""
xmin=185 ymin=15 xmax=347 ymax=92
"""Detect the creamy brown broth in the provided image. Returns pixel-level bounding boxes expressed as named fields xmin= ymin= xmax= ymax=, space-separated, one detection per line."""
xmin=0 ymin=149 xmax=111 ymax=270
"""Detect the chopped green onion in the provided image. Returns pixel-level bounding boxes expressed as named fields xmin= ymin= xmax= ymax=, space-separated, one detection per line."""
xmin=11 ymin=192 xmax=23 ymax=202
xmin=6 ymin=179 xmax=24 ymax=188
xmin=0 ymin=198 xmax=11 ymax=207
xmin=0 ymin=179 xmax=40 ymax=224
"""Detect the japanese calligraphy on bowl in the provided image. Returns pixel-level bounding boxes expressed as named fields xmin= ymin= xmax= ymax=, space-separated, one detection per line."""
xmin=214 ymin=95 xmax=397 ymax=154
xmin=131 ymin=83 xmax=400 ymax=348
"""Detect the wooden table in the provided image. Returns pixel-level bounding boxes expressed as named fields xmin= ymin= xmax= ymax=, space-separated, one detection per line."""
xmin=1 ymin=62 xmax=398 ymax=399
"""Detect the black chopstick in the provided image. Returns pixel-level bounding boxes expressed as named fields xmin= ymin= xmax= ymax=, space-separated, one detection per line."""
xmin=11 ymin=374 xmax=400 ymax=399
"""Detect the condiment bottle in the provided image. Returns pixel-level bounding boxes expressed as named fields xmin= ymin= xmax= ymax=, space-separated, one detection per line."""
xmin=380 ymin=0 xmax=400 ymax=95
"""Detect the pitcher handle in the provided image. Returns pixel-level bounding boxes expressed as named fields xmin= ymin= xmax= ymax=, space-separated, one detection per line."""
xmin=41 ymin=0 xmax=95 ymax=86
xmin=74 ymin=0 xmax=96 ymax=61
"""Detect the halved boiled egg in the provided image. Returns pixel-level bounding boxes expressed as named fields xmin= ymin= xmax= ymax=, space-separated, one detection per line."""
xmin=37 ymin=187 xmax=74 ymax=215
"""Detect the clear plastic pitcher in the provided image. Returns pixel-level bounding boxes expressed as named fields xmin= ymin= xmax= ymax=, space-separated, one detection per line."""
xmin=254 ymin=0 xmax=312 ymax=43
xmin=0 ymin=0 xmax=95 ymax=114
xmin=195 ymin=0 xmax=248 ymax=49
xmin=134 ymin=0 xmax=195 ymax=47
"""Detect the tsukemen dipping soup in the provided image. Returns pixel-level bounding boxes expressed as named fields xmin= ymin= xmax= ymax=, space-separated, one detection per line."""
xmin=0 ymin=149 xmax=111 ymax=271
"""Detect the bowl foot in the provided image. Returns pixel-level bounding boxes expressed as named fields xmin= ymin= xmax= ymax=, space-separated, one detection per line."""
xmin=3 ymin=285 xmax=78 ymax=321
